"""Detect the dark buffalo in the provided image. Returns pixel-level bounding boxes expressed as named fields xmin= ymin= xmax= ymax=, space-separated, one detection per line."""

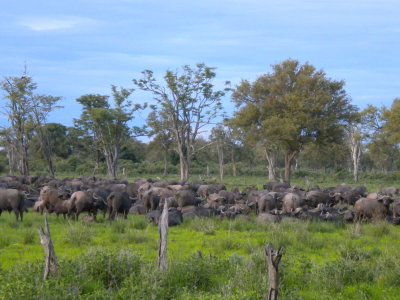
xmin=107 ymin=192 xmax=132 ymax=220
xmin=0 ymin=188 xmax=26 ymax=221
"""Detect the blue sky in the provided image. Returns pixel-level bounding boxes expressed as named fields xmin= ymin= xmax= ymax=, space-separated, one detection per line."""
xmin=1 ymin=0 xmax=399 ymax=129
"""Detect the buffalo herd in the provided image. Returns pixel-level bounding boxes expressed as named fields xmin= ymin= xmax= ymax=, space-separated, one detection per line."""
xmin=0 ymin=175 xmax=399 ymax=226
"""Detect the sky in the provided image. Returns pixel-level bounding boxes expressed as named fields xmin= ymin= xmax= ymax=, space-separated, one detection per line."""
xmin=1 ymin=0 xmax=399 ymax=130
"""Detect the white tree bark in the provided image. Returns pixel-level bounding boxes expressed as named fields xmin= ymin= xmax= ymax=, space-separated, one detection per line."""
xmin=348 ymin=127 xmax=362 ymax=182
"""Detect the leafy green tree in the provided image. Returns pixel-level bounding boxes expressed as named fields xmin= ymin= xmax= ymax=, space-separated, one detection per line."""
xmin=229 ymin=107 xmax=280 ymax=181
xmin=345 ymin=105 xmax=381 ymax=182
xmin=29 ymin=95 xmax=62 ymax=177
xmin=147 ymin=111 xmax=173 ymax=175
xmin=381 ymin=98 xmax=400 ymax=144
xmin=76 ymin=86 xmax=143 ymax=179
xmin=1 ymin=75 xmax=35 ymax=175
xmin=44 ymin=123 xmax=71 ymax=159
xmin=371 ymin=98 xmax=400 ymax=172
xmin=1 ymin=73 xmax=61 ymax=176
xmin=74 ymin=94 xmax=108 ymax=173
xmin=133 ymin=63 xmax=230 ymax=181
xmin=222 ymin=126 xmax=241 ymax=177
xmin=210 ymin=125 xmax=230 ymax=180
xmin=231 ymin=59 xmax=356 ymax=183
xmin=298 ymin=142 xmax=349 ymax=172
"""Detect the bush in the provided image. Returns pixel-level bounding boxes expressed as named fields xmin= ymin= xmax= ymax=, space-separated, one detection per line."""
xmin=81 ymin=248 xmax=141 ymax=289
xmin=130 ymin=218 xmax=148 ymax=230
xmin=160 ymin=256 xmax=230 ymax=296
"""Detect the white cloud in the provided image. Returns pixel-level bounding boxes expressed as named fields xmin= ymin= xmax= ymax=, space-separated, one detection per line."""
xmin=17 ymin=16 xmax=94 ymax=31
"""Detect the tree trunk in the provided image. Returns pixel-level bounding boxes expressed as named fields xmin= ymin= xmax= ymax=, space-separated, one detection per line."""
xmin=36 ymin=124 xmax=55 ymax=178
xmin=45 ymin=154 xmax=55 ymax=178
xmin=38 ymin=215 xmax=58 ymax=280
xmin=231 ymin=149 xmax=237 ymax=177
xmin=6 ymin=147 xmax=15 ymax=175
xmin=351 ymin=143 xmax=361 ymax=182
xmin=265 ymin=243 xmax=283 ymax=300
xmin=92 ymin=150 xmax=101 ymax=176
xmin=19 ymin=139 xmax=29 ymax=176
xmin=217 ymin=142 xmax=224 ymax=181
xmin=348 ymin=129 xmax=362 ymax=182
xmin=163 ymin=151 xmax=168 ymax=176
xmin=284 ymin=151 xmax=298 ymax=184
xmin=179 ymin=154 xmax=189 ymax=182
xmin=105 ymin=146 xmax=120 ymax=180
xmin=264 ymin=147 xmax=278 ymax=181
xmin=42 ymin=136 xmax=55 ymax=178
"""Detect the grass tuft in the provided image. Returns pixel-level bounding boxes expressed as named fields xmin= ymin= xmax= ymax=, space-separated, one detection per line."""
xmin=64 ymin=223 xmax=94 ymax=246
xmin=188 ymin=217 xmax=216 ymax=235
xmin=0 ymin=236 xmax=11 ymax=249
xmin=22 ymin=229 xmax=36 ymax=245
xmin=111 ymin=219 xmax=126 ymax=234
xmin=125 ymin=230 xmax=152 ymax=244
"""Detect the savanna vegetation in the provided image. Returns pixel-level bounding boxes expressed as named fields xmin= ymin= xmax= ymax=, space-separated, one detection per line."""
xmin=1 ymin=205 xmax=400 ymax=299
xmin=0 ymin=59 xmax=399 ymax=184
xmin=1 ymin=59 xmax=400 ymax=299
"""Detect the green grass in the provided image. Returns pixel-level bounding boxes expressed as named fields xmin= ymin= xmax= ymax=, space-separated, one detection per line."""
xmin=1 ymin=173 xmax=400 ymax=299
xmin=1 ymin=211 xmax=400 ymax=299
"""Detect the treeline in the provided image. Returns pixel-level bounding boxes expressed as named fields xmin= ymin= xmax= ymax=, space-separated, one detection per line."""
xmin=0 ymin=60 xmax=399 ymax=182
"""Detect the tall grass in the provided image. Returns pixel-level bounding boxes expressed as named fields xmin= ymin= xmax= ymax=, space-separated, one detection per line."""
xmin=1 ymin=201 xmax=400 ymax=298
xmin=63 ymin=223 xmax=94 ymax=246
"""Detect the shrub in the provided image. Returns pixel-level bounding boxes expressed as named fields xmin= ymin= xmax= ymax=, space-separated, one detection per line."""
xmin=81 ymin=248 xmax=141 ymax=289
xmin=160 ymin=256 xmax=230 ymax=296
xmin=131 ymin=218 xmax=148 ymax=230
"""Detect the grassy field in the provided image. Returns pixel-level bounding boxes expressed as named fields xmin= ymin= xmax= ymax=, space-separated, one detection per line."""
xmin=1 ymin=174 xmax=399 ymax=299
xmin=1 ymin=210 xmax=400 ymax=299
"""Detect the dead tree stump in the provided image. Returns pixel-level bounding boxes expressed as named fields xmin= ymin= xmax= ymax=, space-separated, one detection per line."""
xmin=265 ymin=243 xmax=283 ymax=300
xmin=158 ymin=200 xmax=169 ymax=272
xmin=38 ymin=215 xmax=58 ymax=280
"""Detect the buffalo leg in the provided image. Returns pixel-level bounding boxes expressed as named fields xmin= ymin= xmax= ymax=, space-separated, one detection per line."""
xmin=13 ymin=208 xmax=20 ymax=221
